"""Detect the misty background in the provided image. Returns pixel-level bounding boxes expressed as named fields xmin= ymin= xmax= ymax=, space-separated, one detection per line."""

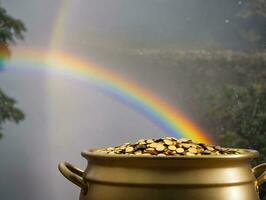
xmin=1 ymin=0 xmax=266 ymax=200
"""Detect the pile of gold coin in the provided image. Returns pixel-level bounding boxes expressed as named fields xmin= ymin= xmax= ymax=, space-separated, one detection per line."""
xmin=93 ymin=137 xmax=244 ymax=156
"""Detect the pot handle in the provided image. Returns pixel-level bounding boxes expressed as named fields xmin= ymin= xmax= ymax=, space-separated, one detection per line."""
xmin=252 ymin=163 xmax=266 ymax=191
xmin=58 ymin=161 xmax=88 ymax=194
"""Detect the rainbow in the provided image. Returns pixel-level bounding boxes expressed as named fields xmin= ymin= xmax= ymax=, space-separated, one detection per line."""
xmin=0 ymin=0 xmax=213 ymax=143
xmin=1 ymin=48 xmax=213 ymax=144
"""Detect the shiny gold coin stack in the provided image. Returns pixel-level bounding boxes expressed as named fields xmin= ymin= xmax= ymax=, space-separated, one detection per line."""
xmin=93 ymin=137 xmax=245 ymax=156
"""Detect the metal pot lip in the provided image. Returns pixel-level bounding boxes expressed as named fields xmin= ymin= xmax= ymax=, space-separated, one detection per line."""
xmin=81 ymin=148 xmax=259 ymax=160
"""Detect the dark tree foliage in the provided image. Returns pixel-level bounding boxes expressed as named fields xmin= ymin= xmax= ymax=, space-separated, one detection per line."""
xmin=208 ymin=81 xmax=266 ymax=163
xmin=0 ymin=89 xmax=25 ymax=138
xmin=0 ymin=5 xmax=26 ymax=138
xmin=0 ymin=7 xmax=26 ymax=43
xmin=0 ymin=6 xmax=26 ymax=61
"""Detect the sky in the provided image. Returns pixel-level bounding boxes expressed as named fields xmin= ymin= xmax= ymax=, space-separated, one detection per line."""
xmin=0 ymin=0 xmax=253 ymax=199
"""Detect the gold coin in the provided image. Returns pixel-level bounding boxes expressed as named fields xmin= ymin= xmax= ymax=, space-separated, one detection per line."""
xmin=155 ymin=144 xmax=165 ymax=152
xmin=95 ymin=137 xmax=244 ymax=156
xmin=176 ymin=148 xmax=185 ymax=153
xmin=207 ymin=146 xmax=214 ymax=151
xmin=171 ymin=140 xmax=177 ymax=145
xmin=163 ymin=139 xmax=173 ymax=145
xmin=149 ymin=143 xmax=158 ymax=148
xmin=186 ymin=152 xmax=195 ymax=156
xmin=137 ymin=139 xmax=145 ymax=143
xmin=219 ymin=148 xmax=227 ymax=152
xmin=178 ymin=138 xmax=189 ymax=143
xmin=145 ymin=147 xmax=156 ymax=154
xmin=125 ymin=146 xmax=134 ymax=153
xmin=168 ymin=145 xmax=177 ymax=151
xmin=146 ymin=139 xmax=154 ymax=143
xmin=188 ymin=147 xmax=197 ymax=153
xmin=181 ymin=143 xmax=191 ymax=149
xmin=134 ymin=151 xmax=142 ymax=155
xmin=214 ymin=146 xmax=222 ymax=150
xmin=138 ymin=141 xmax=146 ymax=145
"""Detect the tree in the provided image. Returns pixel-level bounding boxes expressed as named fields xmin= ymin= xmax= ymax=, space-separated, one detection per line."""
xmin=0 ymin=5 xmax=26 ymax=138
xmin=208 ymin=81 xmax=266 ymax=163
xmin=0 ymin=89 xmax=25 ymax=138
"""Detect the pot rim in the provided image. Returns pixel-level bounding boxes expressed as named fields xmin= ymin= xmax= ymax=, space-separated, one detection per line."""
xmin=81 ymin=148 xmax=259 ymax=160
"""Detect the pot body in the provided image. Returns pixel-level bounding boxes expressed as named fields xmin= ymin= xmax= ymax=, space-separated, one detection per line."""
xmin=59 ymin=150 xmax=266 ymax=200
xmin=80 ymin=183 xmax=258 ymax=200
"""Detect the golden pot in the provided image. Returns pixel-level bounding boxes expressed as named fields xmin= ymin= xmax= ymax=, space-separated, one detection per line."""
xmin=59 ymin=149 xmax=266 ymax=200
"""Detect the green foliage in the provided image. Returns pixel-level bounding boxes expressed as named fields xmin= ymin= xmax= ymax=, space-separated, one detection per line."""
xmin=0 ymin=5 xmax=26 ymax=137
xmin=208 ymin=82 xmax=266 ymax=163
xmin=0 ymin=6 xmax=26 ymax=60
xmin=0 ymin=89 xmax=25 ymax=138
xmin=0 ymin=7 xmax=26 ymax=43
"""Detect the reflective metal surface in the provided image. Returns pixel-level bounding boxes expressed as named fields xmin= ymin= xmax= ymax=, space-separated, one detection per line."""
xmin=59 ymin=149 xmax=266 ymax=200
